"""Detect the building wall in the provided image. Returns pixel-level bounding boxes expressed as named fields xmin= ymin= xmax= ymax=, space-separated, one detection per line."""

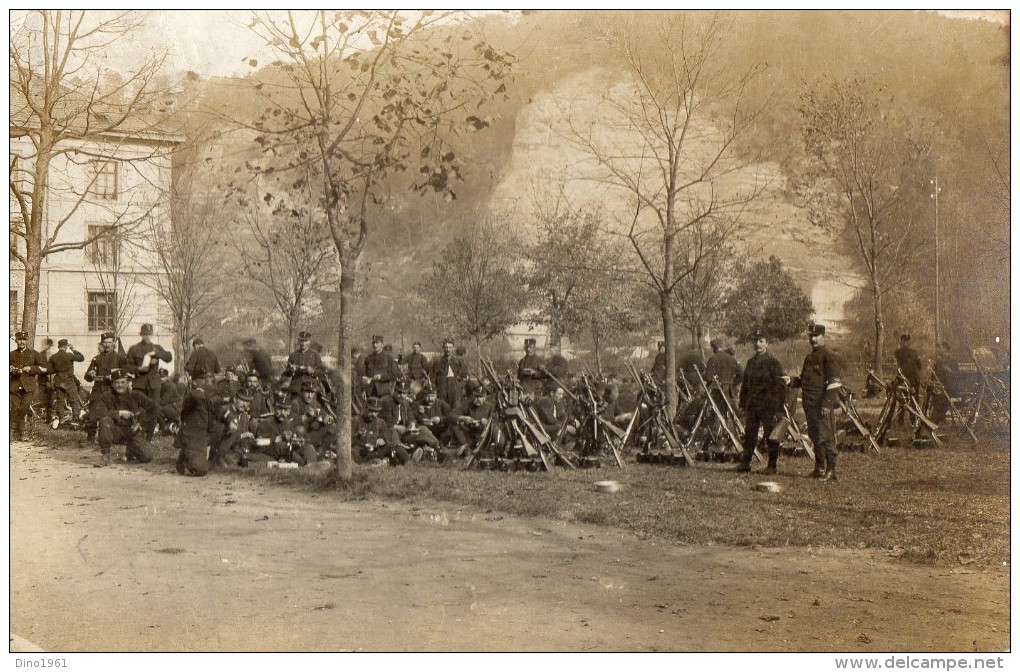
xmin=9 ymin=133 xmax=178 ymax=367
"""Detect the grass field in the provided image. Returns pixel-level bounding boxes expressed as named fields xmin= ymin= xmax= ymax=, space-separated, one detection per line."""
xmin=37 ymin=424 xmax=1009 ymax=570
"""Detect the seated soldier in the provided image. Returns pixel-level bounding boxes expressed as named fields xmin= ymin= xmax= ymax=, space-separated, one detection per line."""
xmin=353 ymin=396 xmax=409 ymax=466
xmin=451 ymin=384 xmax=493 ymax=457
xmin=601 ymin=382 xmax=634 ymax=427
xmin=211 ymin=389 xmax=259 ymax=468
xmin=534 ymin=380 xmax=573 ymax=439
xmin=291 ymin=380 xmax=338 ymax=459
xmin=157 ymin=368 xmax=183 ymax=435
xmin=254 ymin=396 xmax=318 ymax=466
xmin=175 ymin=367 xmax=222 ymax=477
xmin=88 ymin=368 xmax=159 ymax=467
xmin=242 ymin=370 xmax=273 ymax=418
xmin=414 ymin=382 xmax=455 ymax=450
xmin=389 ymin=379 xmax=441 ymax=462
xmin=215 ymin=366 xmax=241 ymax=400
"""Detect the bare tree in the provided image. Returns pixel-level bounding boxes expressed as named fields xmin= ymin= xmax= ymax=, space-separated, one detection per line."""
xmin=236 ymin=177 xmax=337 ymax=351
xmin=146 ymin=155 xmax=228 ymax=361
xmin=234 ymin=10 xmax=512 ymax=479
xmin=9 ymin=10 xmax=175 ymax=341
xmin=800 ymin=77 xmax=932 ymax=373
xmin=671 ymin=234 xmax=735 ymax=349
xmin=562 ymin=12 xmax=770 ymax=414
xmin=417 ymin=217 xmax=528 ymax=364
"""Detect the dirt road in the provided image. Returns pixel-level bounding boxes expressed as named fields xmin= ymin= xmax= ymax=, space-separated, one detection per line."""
xmin=9 ymin=440 xmax=1009 ymax=652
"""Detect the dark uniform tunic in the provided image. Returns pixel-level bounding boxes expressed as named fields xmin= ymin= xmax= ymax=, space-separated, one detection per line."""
xmin=738 ymin=351 xmax=787 ymax=468
xmin=286 ymin=348 xmax=325 ymax=395
xmin=353 ymin=412 xmax=409 ymax=464
xmin=430 ymin=353 xmax=466 ymax=411
xmin=85 ymin=350 xmax=128 ymax=398
xmin=894 ymin=345 xmax=924 ymax=395
xmin=10 ymin=347 xmax=47 ymax=439
xmin=517 ymin=353 xmax=546 ymax=396
xmin=405 ymin=352 xmax=430 ymax=383
xmin=414 ymin=396 xmax=454 ymax=445
xmin=175 ymin=386 xmax=220 ymax=476
xmin=706 ymin=350 xmax=741 ymax=398
xmin=677 ymin=349 xmax=706 ymax=388
xmin=451 ymin=398 xmax=494 ymax=450
xmin=792 ymin=345 xmax=842 ymax=474
xmin=88 ymin=387 xmax=159 ymax=461
xmin=246 ymin=347 xmax=274 ymax=381
xmin=185 ymin=346 xmax=221 ymax=379
xmin=255 ymin=415 xmax=318 ymax=465
xmin=291 ymin=394 xmax=338 ymax=455
xmin=127 ymin=340 xmax=173 ymax=404
xmin=930 ymin=351 xmax=962 ymax=426
xmin=363 ymin=350 xmax=400 ymax=400
xmin=48 ymin=348 xmax=85 ymax=421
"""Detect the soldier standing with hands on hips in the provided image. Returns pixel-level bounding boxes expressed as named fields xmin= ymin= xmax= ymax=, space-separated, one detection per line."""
xmin=788 ymin=323 xmax=843 ymax=481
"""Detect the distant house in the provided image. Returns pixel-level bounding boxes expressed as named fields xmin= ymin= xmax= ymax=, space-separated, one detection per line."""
xmin=9 ymin=74 xmax=184 ymax=359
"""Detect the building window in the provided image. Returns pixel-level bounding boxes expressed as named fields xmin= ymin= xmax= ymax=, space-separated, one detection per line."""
xmin=9 ymin=290 xmax=18 ymax=333
xmin=86 ymin=225 xmax=118 ymax=266
xmin=88 ymin=160 xmax=119 ymax=200
xmin=87 ymin=291 xmax=116 ymax=332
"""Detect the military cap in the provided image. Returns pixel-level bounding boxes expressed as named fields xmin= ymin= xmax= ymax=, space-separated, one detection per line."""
xmin=524 ymin=337 xmax=536 ymax=347
xmin=443 ymin=336 xmax=454 ymax=346
xmin=808 ymin=323 xmax=826 ymax=336
xmin=365 ymin=396 xmax=383 ymax=412
xmin=235 ymin=389 xmax=253 ymax=402
xmin=14 ymin=331 xmax=27 ymax=340
xmin=710 ymin=337 xmax=724 ymax=350
xmin=395 ymin=379 xmax=410 ymax=392
xmin=298 ymin=330 xmax=312 ymax=341
xmin=192 ymin=337 xmax=204 ymax=346
xmin=751 ymin=328 xmax=765 ymax=342
xmin=100 ymin=332 xmax=116 ymax=341
xmin=274 ymin=390 xmax=290 ymax=404
xmin=372 ymin=335 xmax=384 ymax=344
xmin=472 ymin=384 xmax=488 ymax=398
xmin=58 ymin=338 xmax=70 ymax=347
xmin=301 ymin=380 xmax=318 ymax=393
xmin=158 ymin=368 xmax=169 ymax=377
xmin=140 ymin=323 xmax=155 ymax=335
xmin=109 ymin=368 xmax=130 ymax=381
xmin=412 ymin=340 xmax=421 ymax=347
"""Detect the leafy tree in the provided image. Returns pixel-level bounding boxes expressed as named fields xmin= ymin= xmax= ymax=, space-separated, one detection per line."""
xmin=722 ymin=255 xmax=814 ymax=344
xmin=562 ymin=12 xmax=770 ymax=415
xmin=800 ymin=78 xmax=932 ymax=373
xmin=235 ymin=10 xmax=512 ymax=479
xmin=417 ymin=217 xmax=527 ymax=364
xmin=9 ymin=10 xmax=175 ymax=341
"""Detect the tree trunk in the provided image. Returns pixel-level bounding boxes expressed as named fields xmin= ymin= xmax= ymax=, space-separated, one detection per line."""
xmin=873 ymin=287 xmax=885 ymax=376
xmin=20 ymin=255 xmax=42 ymax=342
xmin=334 ymin=265 xmax=356 ymax=482
xmin=661 ymin=291 xmax=678 ymax=418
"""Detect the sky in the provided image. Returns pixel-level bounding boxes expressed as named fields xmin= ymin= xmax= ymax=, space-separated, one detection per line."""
xmin=10 ymin=9 xmax=1006 ymax=80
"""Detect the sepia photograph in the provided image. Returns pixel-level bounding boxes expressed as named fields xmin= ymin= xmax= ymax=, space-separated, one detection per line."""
xmin=7 ymin=7 xmax=1012 ymax=664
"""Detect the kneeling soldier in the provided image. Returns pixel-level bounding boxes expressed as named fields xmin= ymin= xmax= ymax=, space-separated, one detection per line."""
xmin=88 ymin=368 xmax=158 ymax=467
xmin=175 ymin=367 xmax=221 ymax=477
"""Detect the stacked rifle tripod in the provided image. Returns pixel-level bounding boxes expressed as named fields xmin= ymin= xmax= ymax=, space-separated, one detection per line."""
xmin=870 ymin=369 xmax=940 ymax=448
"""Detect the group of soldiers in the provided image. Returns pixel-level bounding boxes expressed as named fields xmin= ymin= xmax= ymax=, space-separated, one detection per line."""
xmin=11 ymin=319 xmax=973 ymax=481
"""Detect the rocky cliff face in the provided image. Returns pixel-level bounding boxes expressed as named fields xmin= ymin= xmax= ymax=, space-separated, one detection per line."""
xmin=487 ymin=68 xmax=859 ymax=331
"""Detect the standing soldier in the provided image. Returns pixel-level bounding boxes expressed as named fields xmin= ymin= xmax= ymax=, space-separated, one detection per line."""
xmin=286 ymin=331 xmax=324 ymax=395
xmin=677 ymin=343 xmax=706 ymax=388
xmin=651 ymin=341 xmax=667 ymax=385
xmin=174 ymin=366 xmax=219 ymax=477
xmin=405 ymin=341 xmax=430 ymax=386
xmin=127 ymin=323 xmax=173 ymax=410
xmin=47 ymin=339 xmax=85 ymax=426
xmin=10 ymin=331 xmax=47 ymax=441
xmin=431 ymin=337 xmax=466 ymax=411
xmin=185 ymin=337 xmax=220 ymax=379
xmin=518 ymin=337 xmax=546 ymax=396
xmin=84 ymin=332 xmax=127 ymax=399
xmin=242 ymin=338 xmax=274 ymax=381
xmin=789 ymin=324 xmax=843 ymax=481
xmin=362 ymin=335 xmax=400 ymax=403
xmin=929 ymin=341 xmax=961 ymax=427
xmin=734 ymin=330 xmax=788 ymax=474
xmin=706 ymin=338 xmax=741 ymax=400
xmin=893 ymin=334 xmax=923 ymax=426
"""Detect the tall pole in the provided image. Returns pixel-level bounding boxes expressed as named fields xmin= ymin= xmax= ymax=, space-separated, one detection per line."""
xmin=930 ymin=177 xmax=942 ymax=344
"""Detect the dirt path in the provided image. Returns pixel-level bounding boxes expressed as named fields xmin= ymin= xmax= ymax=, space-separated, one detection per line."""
xmin=9 ymin=440 xmax=1009 ymax=652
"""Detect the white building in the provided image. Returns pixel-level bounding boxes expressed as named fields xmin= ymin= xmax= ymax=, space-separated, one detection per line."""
xmin=10 ymin=82 xmax=183 ymax=362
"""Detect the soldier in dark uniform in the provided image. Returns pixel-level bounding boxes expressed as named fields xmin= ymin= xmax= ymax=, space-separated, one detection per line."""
xmin=706 ymin=338 xmax=741 ymax=398
xmin=388 ymin=379 xmax=441 ymax=460
xmin=36 ymin=337 xmax=54 ymax=420
xmin=431 ymin=337 xmax=466 ymax=411
xmin=734 ymin=330 xmax=788 ymax=474
xmin=286 ymin=331 xmax=324 ymax=395
xmin=47 ymin=339 xmax=85 ymax=425
xmin=175 ymin=367 xmax=219 ymax=476
xmin=185 ymin=337 xmax=220 ymax=379
xmin=677 ymin=344 xmax=706 ymax=389
xmin=414 ymin=382 xmax=454 ymax=450
xmin=452 ymin=384 xmax=494 ymax=456
xmin=84 ymin=332 xmax=127 ymax=399
xmin=157 ymin=368 xmax=183 ymax=434
xmin=929 ymin=341 xmax=961 ymax=427
xmin=242 ymin=370 xmax=272 ymax=418
xmin=789 ymin=324 xmax=843 ymax=481
xmin=534 ymin=380 xmax=572 ymax=440
xmin=10 ymin=331 xmax=47 ymax=441
xmin=127 ymin=323 xmax=173 ymax=410
xmin=243 ymin=338 xmax=274 ymax=381
xmin=211 ymin=389 xmax=258 ymax=468
xmin=291 ymin=380 xmax=338 ymax=458
xmin=518 ymin=337 xmax=546 ymax=396
xmin=353 ymin=396 xmax=409 ymax=465
xmin=362 ymin=335 xmax=400 ymax=404
xmin=893 ymin=333 xmax=923 ymax=426
xmin=651 ymin=341 xmax=667 ymax=385
xmin=405 ymin=341 xmax=430 ymax=385
xmin=253 ymin=393 xmax=318 ymax=466
xmin=88 ymin=368 xmax=159 ymax=466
